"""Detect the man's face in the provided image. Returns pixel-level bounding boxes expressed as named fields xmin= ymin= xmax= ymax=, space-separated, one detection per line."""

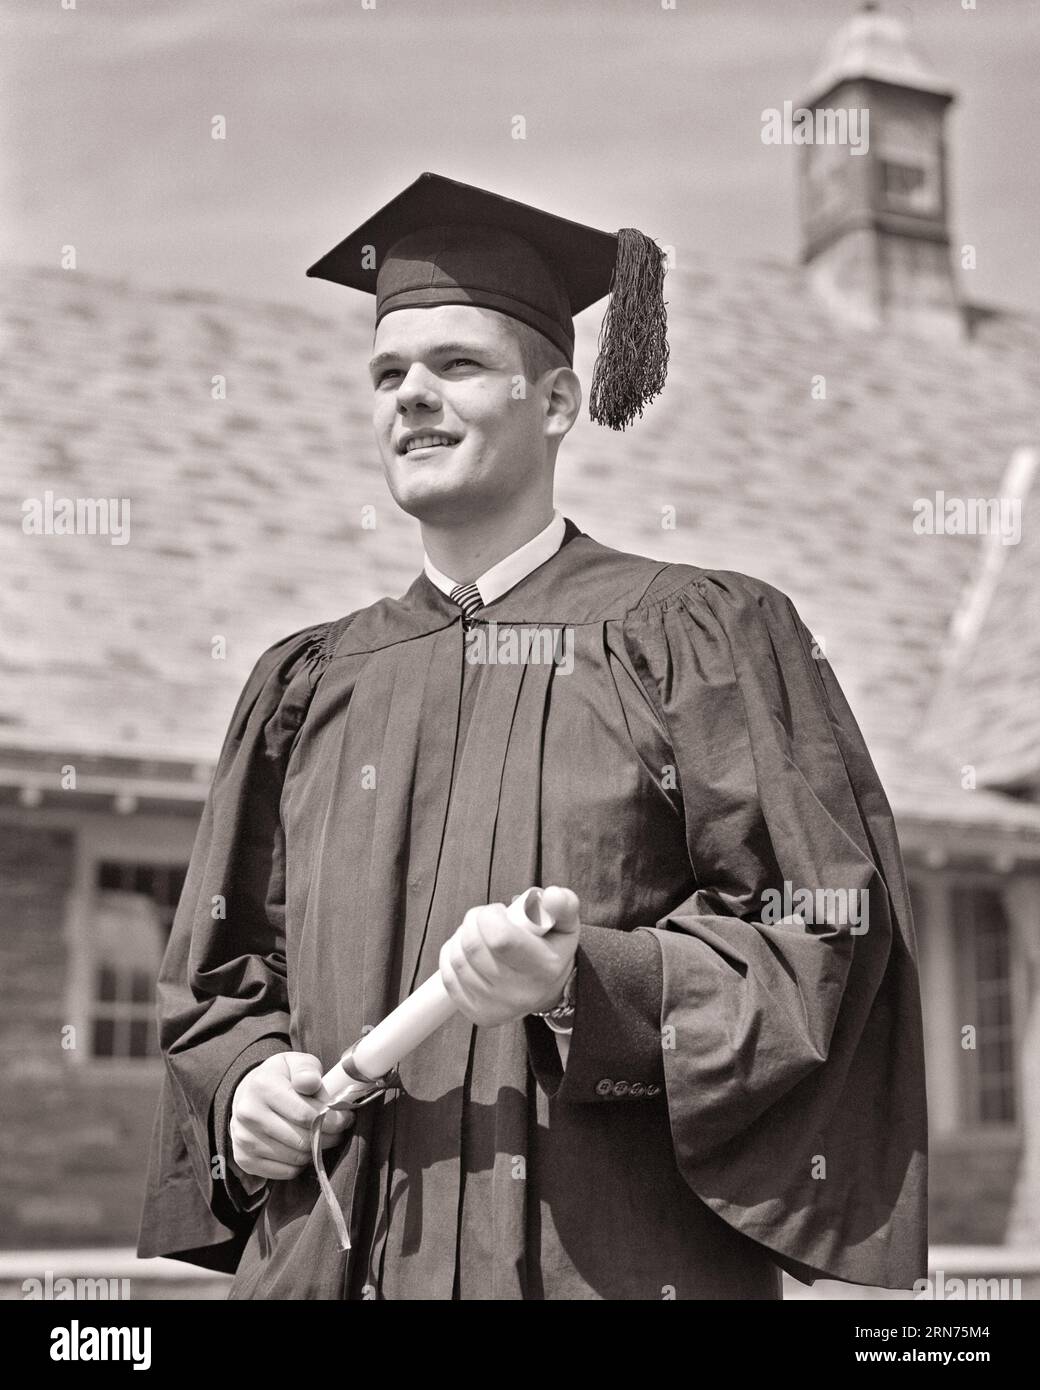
xmin=369 ymin=304 xmax=549 ymax=523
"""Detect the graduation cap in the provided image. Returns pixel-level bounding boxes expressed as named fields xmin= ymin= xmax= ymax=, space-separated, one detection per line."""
xmin=306 ymin=172 xmax=668 ymax=431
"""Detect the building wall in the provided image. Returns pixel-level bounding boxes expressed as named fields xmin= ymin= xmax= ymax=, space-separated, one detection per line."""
xmin=930 ymin=1136 xmax=1022 ymax=1244
xmin=0 ymin=810 xmax=189 ymax=1249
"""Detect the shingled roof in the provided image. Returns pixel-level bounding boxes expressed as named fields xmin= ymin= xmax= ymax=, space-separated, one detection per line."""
xmin=2 ymin=261 xmax=1038 ymax=841
xmin=921 ymin=468 xmax=1040 ymax=793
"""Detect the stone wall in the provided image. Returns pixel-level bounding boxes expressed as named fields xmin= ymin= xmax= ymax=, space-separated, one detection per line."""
xmin=0 ymin=822 xmax=159 ymax=1248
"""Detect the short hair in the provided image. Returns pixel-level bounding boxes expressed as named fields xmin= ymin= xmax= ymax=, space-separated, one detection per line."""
xmin=508 ymin=318 xmax=571 ymax=384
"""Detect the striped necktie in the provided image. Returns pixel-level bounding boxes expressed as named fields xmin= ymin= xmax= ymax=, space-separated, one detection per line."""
xmin=449 ymin=581 xmax=484 ymax=624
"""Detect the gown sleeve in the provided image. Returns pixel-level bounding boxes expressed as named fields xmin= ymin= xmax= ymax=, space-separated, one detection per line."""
xmin=548 ymin=570 xmax=927 ymax=1290
xmin=136 ymin=623 xmax=333 ymax=1272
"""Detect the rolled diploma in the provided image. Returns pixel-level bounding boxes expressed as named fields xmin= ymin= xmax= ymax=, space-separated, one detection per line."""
xmin=318 ymin=887 xmax=556 ymax=1105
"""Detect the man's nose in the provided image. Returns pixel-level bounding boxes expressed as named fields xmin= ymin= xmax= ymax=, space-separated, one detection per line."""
xmin=395 ymin=365 xmax=441 ymax=414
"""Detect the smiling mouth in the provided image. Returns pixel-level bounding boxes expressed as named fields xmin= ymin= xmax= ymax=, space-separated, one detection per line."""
xmin=399 ymin=433 xmax=460 ymax=455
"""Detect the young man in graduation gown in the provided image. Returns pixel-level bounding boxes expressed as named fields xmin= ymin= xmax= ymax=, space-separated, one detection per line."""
xmin=137 ymin=174 xmax=928 ymax=1300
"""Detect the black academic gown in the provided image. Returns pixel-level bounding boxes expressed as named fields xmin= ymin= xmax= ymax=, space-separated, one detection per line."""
xmin=137 ymin=519 xmax=928 ymax=1299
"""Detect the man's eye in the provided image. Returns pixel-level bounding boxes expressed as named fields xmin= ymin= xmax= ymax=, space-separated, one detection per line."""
xmin=376 ymin=369 xmax=402 ymax=386
xmin=444 ymin=358 xmax=478 ymax=370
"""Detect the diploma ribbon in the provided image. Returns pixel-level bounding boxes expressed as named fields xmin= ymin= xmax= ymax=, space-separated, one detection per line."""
xmin=310 ymin=1043 xmax=402 ymax=1252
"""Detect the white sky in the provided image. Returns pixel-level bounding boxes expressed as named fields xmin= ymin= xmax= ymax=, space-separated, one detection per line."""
xmin=3 ymin=0 xmax=1038 ymax=313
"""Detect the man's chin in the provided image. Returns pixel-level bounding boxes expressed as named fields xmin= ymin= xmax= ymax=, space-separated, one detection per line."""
xmin=395 ymin=491 xmax=479 ymax=526
xmin=385 ymin=469 xmax=487 ymax=523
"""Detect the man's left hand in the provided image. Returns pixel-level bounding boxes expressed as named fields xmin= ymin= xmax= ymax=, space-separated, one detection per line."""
xmin=439 ymin=885 xmax=581 ymax=1028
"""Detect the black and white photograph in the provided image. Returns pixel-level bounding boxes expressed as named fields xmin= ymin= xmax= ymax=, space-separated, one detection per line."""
xmin=2 ymin=0 xmax=1038 ymax=1346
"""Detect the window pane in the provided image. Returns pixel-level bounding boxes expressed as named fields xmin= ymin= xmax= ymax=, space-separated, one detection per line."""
xmin=884 ymin=160 xmax=925 ymax=197
xmin=128 ymin=1017 xmax=152 ymax=1059
xmin=92 ymin=1017 xmax=116 ymax=1057
xmin=133 ymin=865 xmax=156 ymax=896
xmin=977 ymin=990 xmax=1010 ymax=1029
xmin=98 ymin=861 xmax=131 ymax=891
xmin=960 ymin=886 xmax=1015 ymax=1126
xmin=96 ymin=964 xmax=120 ymax=1004
xmin=130 ymin=970 xmax=154 ymax=1005
xmin=975 ymin=938 xmax=1000 ymax=980
xmin=153 ymin=866 xmax=185 ymax=909
xmin=979 ymin=1084 xmax=1014 ymax=1125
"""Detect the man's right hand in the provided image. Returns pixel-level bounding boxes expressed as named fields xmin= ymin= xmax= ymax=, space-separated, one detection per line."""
xmin=230 ymin=1052 xmax=355 ymax=1181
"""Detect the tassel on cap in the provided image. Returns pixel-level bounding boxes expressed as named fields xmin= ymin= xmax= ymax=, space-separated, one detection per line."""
xmin=589 ymin=228 xmax=669 ymax=431
xmin=307 ymin=174 xmax=671 ymax=429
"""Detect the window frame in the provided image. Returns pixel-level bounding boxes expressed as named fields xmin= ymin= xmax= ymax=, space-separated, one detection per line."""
xmin=62 ymin=812 xmax=196 ymax=1078
xmin=89 ymin=865 xmax=186 ymax=1063
xmin=949 ymin=870 xmax=1020 ymax=1132
xmin=908 ymin=862 xmax=1025 ymax=1145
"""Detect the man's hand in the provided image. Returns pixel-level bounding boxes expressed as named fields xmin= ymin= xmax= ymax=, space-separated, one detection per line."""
xmin=230 ymin=1052 xmax=355 ymax=1181
xmin=439 ymin=885 xmax=581 ymax=1028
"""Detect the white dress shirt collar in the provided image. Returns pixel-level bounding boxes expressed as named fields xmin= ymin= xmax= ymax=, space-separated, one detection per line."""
xmin=423 ymin=509 xmax=566 ymax=607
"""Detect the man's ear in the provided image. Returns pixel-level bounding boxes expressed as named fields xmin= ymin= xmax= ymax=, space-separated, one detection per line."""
xmin=544 ymin=367 xmax=582 ymax=441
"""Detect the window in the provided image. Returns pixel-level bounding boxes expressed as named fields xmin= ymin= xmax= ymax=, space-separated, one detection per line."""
xmin=882 ymin=159 xmax=931 ymax=207
xmin=89 ymin=861 xmax=186 ymax=1060
xmin=878 ymin=145 xmax=940 ymax=216
xmin=955 ymin=885 xmax=1016 ymax=1125
xmin=878 ymin=116 xmax=942 ymax=217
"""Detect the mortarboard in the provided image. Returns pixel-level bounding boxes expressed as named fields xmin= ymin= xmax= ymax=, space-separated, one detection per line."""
xmin=306 ymin=172 xmax=668 ymax=431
